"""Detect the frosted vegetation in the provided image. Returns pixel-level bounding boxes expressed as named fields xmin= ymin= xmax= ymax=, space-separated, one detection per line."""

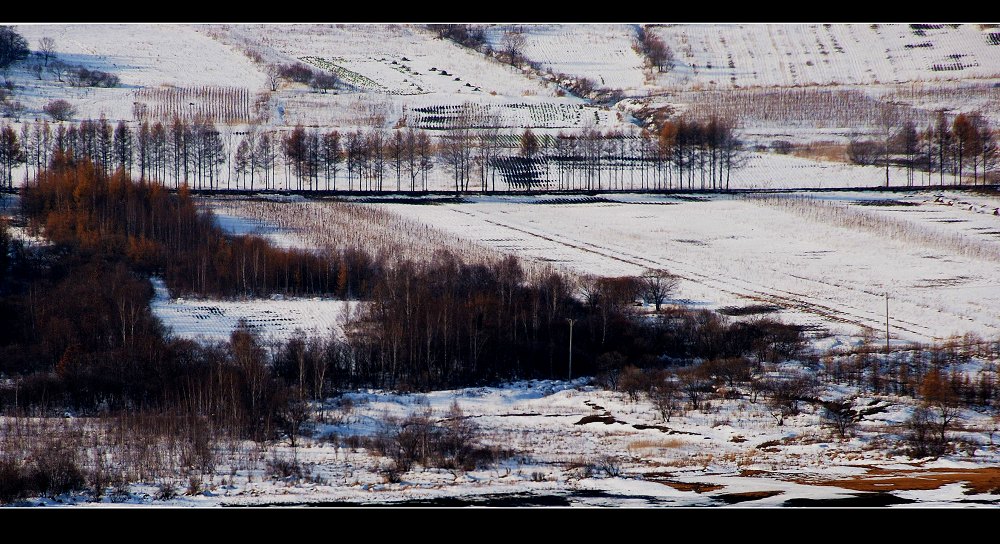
xmin=1 ymin=23 xmax=1000 ymax=507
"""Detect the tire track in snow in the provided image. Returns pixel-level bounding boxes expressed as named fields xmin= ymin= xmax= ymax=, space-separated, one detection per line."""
xmin=448 ymin=207 xmax=936 ymax=340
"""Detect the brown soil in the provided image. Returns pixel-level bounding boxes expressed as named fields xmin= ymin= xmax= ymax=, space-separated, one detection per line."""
xmin=714 ymin=490 xmax=783 ymax=504
xmin=792 ymin=467 xmax=1000 ymax=494
xmin=642 ymin=472 xmax=724 ymax=493
xmin=574 ymin=414 xmax=620 ymax=425
xmin=632 ymin=423 xmax=701 ymax=436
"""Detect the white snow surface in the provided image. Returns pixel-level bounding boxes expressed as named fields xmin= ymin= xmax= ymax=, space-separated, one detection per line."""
xmin=150 ymin=277 xmax=359 ymax=344
xmin=13 ymin=24 xmax=267 ymax=121
xmin=484 ymin=24 xmax=649 ymax=92
xmin=651 ymin=23 xmax=1000 ymax=90
xmin=378 ymin=191 xmax=1000 ymax=344
xmin=25 ymin=379 xmax=1000 ymax=507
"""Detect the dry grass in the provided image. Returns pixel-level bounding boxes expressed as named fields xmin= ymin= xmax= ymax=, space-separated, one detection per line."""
xmin=748 ymin=194 xmax=1000 ymax=264
xmin=209 ymin=198 xmax=499 ymax=266
xmin=681 ymin=87 xmax=930 ymax=129
xmin=788 ymin=141 xmax=849 ymax=163
xmin=627 ymin=438 xmax=686 ymax=452
xmin=133 ymin=86 xmax=263 ymax=125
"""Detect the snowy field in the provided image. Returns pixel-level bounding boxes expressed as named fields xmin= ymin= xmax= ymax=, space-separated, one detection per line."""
xmin=5 ymin=24 xmax=1000 ymax=508
xmin=29 ymin=379 xmax=1000 ymax=507
xmin=197 ymin=189 xmax=1000 ymax=346
xmin=372 ymin=191 xmax=1000 ymax=346
xmin=13 ymin=24 xmax=266 ymax=122
xmin=204 ymin=24 xmax=632 ymax=132
xmin=5 ymin=23 xmax=998 ymax=131
xmin=484 ymin=24 xmax=650 ymax=92
xmin=150 ymin=277 xmax=359 ymax=344
xmin=650 ymin=23 xmax=1000 ymax=90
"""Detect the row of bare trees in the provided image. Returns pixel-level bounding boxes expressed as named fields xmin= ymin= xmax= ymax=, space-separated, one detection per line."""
xmin=546 ymin=116 xmax=745 ymax=191
xmin=260 ymin=125 xmax=435 ymax=192
xmin=7 ymin=112 xmax=995 ymax=195
xmin=848 ymin=110 xmax=998 ymax=186
xmin=633 ymin=25 xmax=675 ymax=73
xmin=4 ymin=117 xmax=746 ymax=193
xmin=7 ymin=116 xmax=228 ymax=190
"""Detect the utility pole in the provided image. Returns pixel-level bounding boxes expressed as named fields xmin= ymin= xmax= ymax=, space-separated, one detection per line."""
xmin=885 ymin=292 xmax=890 ymax=353
xmin=566 ymin=318 xmax=576 ymax=381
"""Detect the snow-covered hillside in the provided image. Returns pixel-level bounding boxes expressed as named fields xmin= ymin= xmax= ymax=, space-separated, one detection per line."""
xmin=379 ymin=191 xmax=1000 ymax=345
xmin=650 ymin=23 xmax=1000 ymax=90
xmin=484 ymin=24 xmax=650 ymax=93
xmin=12 ymin=24 xmax=267 ymax=121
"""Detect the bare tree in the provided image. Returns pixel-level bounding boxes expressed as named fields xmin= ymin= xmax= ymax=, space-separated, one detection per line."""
xmin=879 ymin=104 xmax=901 ymax=187
xmin=500 ymin=26 xmax=527 ymax=66
xmin=952 ymin=113 xmax=975 ymax=186
xmin=650 ymin=371 xmax=682 ymax=421
xmin=322 ymin=130 xmax=341 ymax=191
xmin=266 ymin=64 xmax=281 ymax=92
xmin=0 ymin=26 xmax=29 ymax=72
xmin=520 ymin=128 xmax=539 ymax=158
xmin=0 ymin=123 xmax=24 ymax=188
xmin=821 ymin=399 xmax=858 ymax=439
xmin=234 ymin=138 xmax=250 ymax=189
xmin=37 ymin=36 xmax=56 ymax=67
xmin=47 ymin=59 xmax=69 ymax=83
xmin=255 ymin=131 xmax=277 ymax=189
xmin=641 ymin=268 xmax=679 ymax=312
xmin=475 ymin=118 xmax=502 ymax=191
xmin=388 ymin=129 xmax=403 ymax=191
xmin=919 ymin=367 xmax=960 ymax=446
xmin=441 ymin=119 xmax=473 ymax=193
xmin=1 ymin=99 xmax=24 ymax=121
xmin=763 ymin=372 xmax=816 ymax=426
xmin=416 ymin=130 xmax=434 ymax=190
xmin=898 ymin=119 xmax=919 ymax=186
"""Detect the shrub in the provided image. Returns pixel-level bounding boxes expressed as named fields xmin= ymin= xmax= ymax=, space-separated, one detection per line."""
xmin=0 ymin=458 xmax=31 ymax=503
xmin=69 ymin=67 xmax=119 ymax=88
xmin=185 ymin=475 xmax=202 ymax=496
xmin=372 ymin=403 xmax=508 ymax=474
xmin=279 ymin=63 xmax=315 ymax=84
xmin=770 ymin=140 xmax=794 ymax=154
xmin=847 ymin=139 xmax=880 ymax=165
xmin=598 ymin=456 xmax=622 ymax=477
xmin=904 ymin=406 xmax=947 ymax=458
xmin=154 ymin=481 xmax=178 ymax=501
xmin=42 ymin=99 xmax=76 ymax=121
xmin=266 ymin=457 xmax=303 ymax=481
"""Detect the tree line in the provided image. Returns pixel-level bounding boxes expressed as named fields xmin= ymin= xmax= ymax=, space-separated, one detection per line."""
xmin=1 ymin=115 xmax=750 ymax=193
xmin=15 ymin=108 xmax=997 ymax=194
xmin=19 ymin=151 xmax=378 ymax=299
xmin=848 ymin=110 xmax=998 ymax=186
xmin=5 ymin=151 xmax=993 ymax=489
xmin=3 ymin=153 xmax=814 ymax=415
